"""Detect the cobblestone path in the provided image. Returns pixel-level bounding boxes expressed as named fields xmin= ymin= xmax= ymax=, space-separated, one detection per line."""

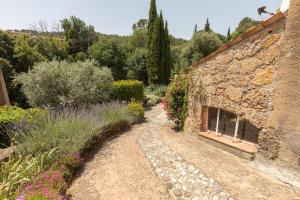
xmin=139 ymin=111 xmax=234 ymax=200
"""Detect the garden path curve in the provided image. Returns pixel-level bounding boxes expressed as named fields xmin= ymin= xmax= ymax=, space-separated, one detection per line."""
xmin=68 ymin=104 xmax=300 ymax=200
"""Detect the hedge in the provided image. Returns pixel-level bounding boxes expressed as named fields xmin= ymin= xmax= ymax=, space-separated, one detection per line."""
xmin=111 ymin=80 xmax=144 ymax=102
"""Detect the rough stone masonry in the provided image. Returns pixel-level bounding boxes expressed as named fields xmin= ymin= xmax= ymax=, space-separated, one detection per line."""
xmin=185 ymin=14 xmax=286 ymax=161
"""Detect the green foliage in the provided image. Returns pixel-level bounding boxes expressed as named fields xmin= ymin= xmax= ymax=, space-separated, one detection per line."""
xmin=126 ymin=48 xmax=148 ymax=84
xmin=191 ymin=31 xmax=223 ymax=57
xmin=145 ymin=84 xmax=167 ymax=97
xmin=34 ymin=37 xmax=68 ymax=61
xmin=111 ymin=80 xmax=144 ymax=102
xmin=0 ymin=106 xmax=27 ymax=124
xmin=89 ymin=38 xmax=127 ymax=80
xmin=130 ymin=28 xmax=147 ymax=49
xmin=15 ymin=60 xmax=113 ymax=107
xmin=127 ymin=101 xmax=144 ymax=120
xmin=132 ymin=19 xmax=148 ymax=31
xmin=15 ymin=103 xmax=137 ymax=156
xmin=165 ymin=73 xmax=189 ymax=130
xmin=61 ymin=16 xmax=97 ymax=55
xmin=145 ymin=94 xmax=160 ymax=107
xmin=178 ymin=31 xmax=223 ymax=72
xmin=14 ymin=35 xmax=46 ymax=73
xmin=147 ymin=0 xmax=171 ymax=85
xmin=227 ymin=17 xmax=259 ymax=41
xmin=0 ymin=106 xmax=46 ymax=148
xmin=1 ymin=103 xmax=143 ymax=198
xmin=0 ymin=149 xmax=58 ymax=198
xmin=204 ymin=18 xmax=211 ymax=32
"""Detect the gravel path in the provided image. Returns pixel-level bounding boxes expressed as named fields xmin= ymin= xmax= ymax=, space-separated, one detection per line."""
xmin=69 ymin=104 xmax=300 ymax=200
xmin=139 ymin=109 xmax=233 ymax=200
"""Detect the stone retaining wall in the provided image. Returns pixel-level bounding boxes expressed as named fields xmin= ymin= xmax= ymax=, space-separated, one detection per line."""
xmin=185 ymin=16 xmax=286 ymax=159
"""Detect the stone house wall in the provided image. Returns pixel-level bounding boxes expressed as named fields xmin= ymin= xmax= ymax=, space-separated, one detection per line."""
xmin=185 ymin=14 xmax=286 ymax=159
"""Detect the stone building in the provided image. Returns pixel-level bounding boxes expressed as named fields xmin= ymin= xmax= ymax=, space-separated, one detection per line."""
xmin=185 ymin=8 xmax=300 ymax=171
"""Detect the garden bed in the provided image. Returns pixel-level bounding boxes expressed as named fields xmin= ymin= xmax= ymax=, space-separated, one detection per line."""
xmin=0 ymin=102 xmax=144 ymax=199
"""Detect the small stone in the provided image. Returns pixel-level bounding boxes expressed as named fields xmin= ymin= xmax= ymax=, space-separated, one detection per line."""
xmin=162 ymin=176 xmax=170 ymax=182
xmin=173 ymin=189 xmax=182 ymax=197
xmin=171 ymin=177 xmax=177 ymax=183
xmin=152 ymin=163 xmax=157 ymax=167
xmin=194 ymin=169 xmax=199 ymax=174
xmin=220 ymin=192 xmax=226 ymax=196
xmin=151 ymin=159 xmax=155 ymax=163
xmin=199 ymin=174 xmax=204 ymax=178
xmin=179 ymin=179 xmax=183 ymax=184
xmin=188 ymin=166 xmax=195 ymax=171
xmin=192 ymin=197 xmax=200 ymax=200
xmin=166 ymin=182 xmax=173 ymax=190
xmin=181 ymin=171 xmax=187 ymax=176
xmin=209 ymin=178 xmax=214 ymax=183
xmin=212 ymin=195 xmax=219 ymax=200
xmin=202 ymin=181 xmax=208 ymax=185
xmin=182 ymin=185 xmax=187 ymax=191
xmin=184 ymin=191 xmax=192 ymax=197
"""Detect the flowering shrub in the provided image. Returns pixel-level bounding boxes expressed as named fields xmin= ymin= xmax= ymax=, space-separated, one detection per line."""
xmin=164 ymin=73 xmax=189 ymax=130
xmin=17 ymin=170 xmax=66 ymax=200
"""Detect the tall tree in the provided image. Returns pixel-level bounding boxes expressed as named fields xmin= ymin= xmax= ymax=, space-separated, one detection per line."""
xmin=146 ymin=0 xmax=171 ymax=84
xmin=227 ymin=27 xmax=231 ymax=39
xmin=147 ymin=0 xmax=157 ymax=47
xmin=204 ymin=18 xmax=211 ymax=32
xmin=164 ymin=21 xmax=171 ymax=84
xmin=148 ymin=16 xmax=161 ymax=84
xmin=147 ymin=0 xmax=158 ymax=84
xmin=61 ymin=16 xmax=97 ymax=56
xmin=159 ymin=11 xmax=166 ymax=83
xmin=194 ymin=24 xmax=198 ymax=33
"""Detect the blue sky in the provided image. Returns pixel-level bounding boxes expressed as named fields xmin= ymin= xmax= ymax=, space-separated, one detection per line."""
xmin=0 ymin=0 xmax=282 ymax=39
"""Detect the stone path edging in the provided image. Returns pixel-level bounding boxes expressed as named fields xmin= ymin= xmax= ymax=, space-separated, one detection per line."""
xmin=139 ymin=112 xmax=234 ymax=200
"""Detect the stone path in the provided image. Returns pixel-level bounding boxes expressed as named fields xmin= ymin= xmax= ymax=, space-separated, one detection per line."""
xmin=69 ymin=104 xmax=300 ymax=200
xmin=139 ymin=111 xmax=233 ymax=200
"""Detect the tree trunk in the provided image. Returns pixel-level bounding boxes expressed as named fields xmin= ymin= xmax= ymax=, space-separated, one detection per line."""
xmin=273 ymin=0 xmax=300 ymax=166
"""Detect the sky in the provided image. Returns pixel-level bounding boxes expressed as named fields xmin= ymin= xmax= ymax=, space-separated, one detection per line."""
xmin=0 ymin=0 xmax=282 ymax=39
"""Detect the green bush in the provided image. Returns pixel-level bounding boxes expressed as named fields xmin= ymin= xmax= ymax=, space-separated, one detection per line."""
xmin=15 ymin=103 xmax=137 ymax=156
xmin=145 ymin=84 xmax=167 ymax=97
xmin=145 ymin=95 xmax=160 ymax=107
xmin=111 ymin=80 xmax=144 ymax=102
xmin=15 ymin=60 xmax=113 ymax=108
xmin=164 ymin=73 xmax=189 ymax=130
xmin=127 ymin=102 xmax=144 ymax=120
xmin=0 ymin=106 xmax=46 ymax=148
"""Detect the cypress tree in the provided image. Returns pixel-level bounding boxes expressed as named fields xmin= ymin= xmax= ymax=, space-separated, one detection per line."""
xmin=227 ymin=27 xmax=231 ymax=39
xmin=147 ymin=0 xmax=158 ymax=84
xmin=164 ymin=21 xmax=171 ymax=84
xmin=205 ymin=18 xmax=211 ymax=32
xmin=159 ymin=11 xmax=166 ymax=83
xmin=148 ymin=16 xmax=161 ymax=84
xmin=146 ymin=0 xmax=171 ymax=84
xmin=194 ymin=24 xmax=198 ymax=33
xmin=147 ymin=0 xmax=157 ymax=47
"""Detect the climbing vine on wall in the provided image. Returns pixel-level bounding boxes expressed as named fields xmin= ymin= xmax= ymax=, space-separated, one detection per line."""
xmin=163 ymin=71 xmax=190 ymax=130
